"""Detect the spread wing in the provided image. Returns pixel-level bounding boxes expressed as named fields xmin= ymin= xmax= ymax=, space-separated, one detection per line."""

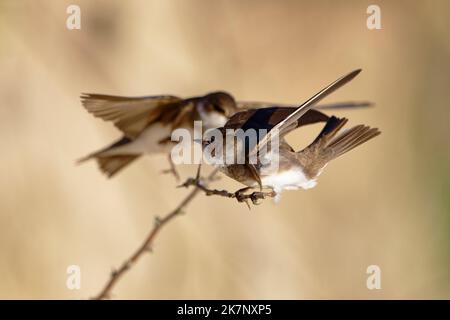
xmin=225 ymin=107 xmax=329 ymax=132
xmin=250 ymin=69 xmax=362 ymax=157
xmin=81 ymin=94 xmax=183 ymax=138
xmin=223 ymin=106 xmax=329 ymax=191
xmin=237 ymin=100 xmax=372 ymax=110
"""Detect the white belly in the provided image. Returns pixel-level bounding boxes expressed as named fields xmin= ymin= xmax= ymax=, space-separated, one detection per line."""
xmin=261 ymin=167 xmax=317 ymax=193
xmin=102 ymin=124 xmax=175 ymax=156
xmin=134 ymin=123 xmax=175 ymax=153
xmin=260 ymin=167 xmax=317 ymax=202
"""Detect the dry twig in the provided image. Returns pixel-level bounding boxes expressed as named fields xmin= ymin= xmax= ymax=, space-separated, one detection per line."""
xmin=93 ymin=169 xmax=219 ymax=300
xmin=179 ymin=177 xmax=276 ymax=207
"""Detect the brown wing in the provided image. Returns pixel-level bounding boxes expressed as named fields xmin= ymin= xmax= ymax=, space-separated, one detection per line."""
xmin=224 ymin=107 xmax=329 ymax=190
xmin=235 ymin=70 xmax=361 ymax=184
xmin=250 ymin=69 xmax=362 ymax=157
xmin=225 ymin=107 xmax=329 ymax=133
xmin=237 ymin=101 xmax=372 ymax=110
xmin=81 ymin=94 xmax=183 ymax=138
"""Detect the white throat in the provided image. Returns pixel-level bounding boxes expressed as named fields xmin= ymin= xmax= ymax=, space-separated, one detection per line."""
xmin=197 ymin=104 xmax=228 ymax=129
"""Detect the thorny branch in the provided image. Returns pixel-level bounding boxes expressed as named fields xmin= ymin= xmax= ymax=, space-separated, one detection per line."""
xmin=93 ymin=165 xmax=276 ymax=299
xmin=179 ymin=177 xmax=276 ymax=207
xmin=93 ymin=169 xmax=219 ymax=300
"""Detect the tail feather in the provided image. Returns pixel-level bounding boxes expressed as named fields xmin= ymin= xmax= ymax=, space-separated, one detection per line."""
xmin=96 ymin=155 xmax=141 ymax=178
xmin=77 ymin=136 xmax=132 ymax=163
xmin=312 ymin=116 xmax=348 ymax=145
xmin=326 ymin=125 xmax=364 ymax=152
xmin=326 ymin=124 xmax=380 ymax=159
xmin=77 ymin=154 xmax=140 ymax=178
xmin=297 ymin=116 xmax=380 ymax=178
xmin=77 ymin=136 xmax=140 ymax=177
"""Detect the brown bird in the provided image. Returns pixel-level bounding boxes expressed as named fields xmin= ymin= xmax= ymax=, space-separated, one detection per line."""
xmin=78 ymin=91 xmax=237 ymax=178
xmin=201 ymin=70 xmax=380 ymax=200
xmin=78 ymin=90 xmax=372 ymax=178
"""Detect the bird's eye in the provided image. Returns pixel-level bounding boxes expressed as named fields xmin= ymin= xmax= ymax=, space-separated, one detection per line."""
xmin=212 ymin=104 xmax=225 ymax=114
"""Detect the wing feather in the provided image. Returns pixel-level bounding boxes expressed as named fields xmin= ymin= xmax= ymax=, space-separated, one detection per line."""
xmin=237 ymin=100 xmax=372 ymax=110
xmin=81 ymin=94 xmax=182 ymax=138
xmin=251 ymin=69 xmax=362 ymax=157
xmin=225 ymin=107 xmax=329 ymax=131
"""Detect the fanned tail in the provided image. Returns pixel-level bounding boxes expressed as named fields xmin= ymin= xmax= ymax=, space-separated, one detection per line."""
xmin=326 ymin=123 xmax=381 ymax=160
xmin=297 ymin=116 xmax=380 ymax=178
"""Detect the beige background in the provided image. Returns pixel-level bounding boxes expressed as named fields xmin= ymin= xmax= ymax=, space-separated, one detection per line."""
xmin=0 ymin=0 xmax=449 ymax=299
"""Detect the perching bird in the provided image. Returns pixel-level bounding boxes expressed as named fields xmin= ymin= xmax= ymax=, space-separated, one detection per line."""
xmin=78 ymin=90 xmax=372 ymax=179
xmin=201 ymin=70 xmax=380 ymax=200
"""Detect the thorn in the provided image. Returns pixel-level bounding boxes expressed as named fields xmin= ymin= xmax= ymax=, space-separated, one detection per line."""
xmin=154 ymin=216 xmax=162 ymax=227
xmin=177 ymin=178 xmax=199 ymax=189
xmin=144 ymin=246 xmax=153 ymax=253
xmin=176 ymin=179 xmax=189 ymax=188
xmin=160 ymin=167 xmax=180 ymax=181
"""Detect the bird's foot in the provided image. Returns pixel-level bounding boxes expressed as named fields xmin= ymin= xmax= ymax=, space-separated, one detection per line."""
xmin=234 ymin=187 xmax=276 ymax=208
xmin=179 ymin=177 xmax=276 ymax=208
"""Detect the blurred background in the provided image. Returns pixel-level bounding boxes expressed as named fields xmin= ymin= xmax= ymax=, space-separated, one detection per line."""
xmin=0 ymin=0 xmax=449 ymax=299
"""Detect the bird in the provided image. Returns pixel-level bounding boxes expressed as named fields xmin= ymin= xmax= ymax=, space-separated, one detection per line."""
xmin=78 ymin=91 xmax=237 ymax=178
xmin=200 ymin=70 xmax=380 ymax=201
xmin=78 ymin=90 xmax=373 ymax=179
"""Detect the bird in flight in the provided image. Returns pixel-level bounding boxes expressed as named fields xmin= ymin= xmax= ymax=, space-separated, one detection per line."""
xmin=78 ymin=91 xmax=237 ymax=178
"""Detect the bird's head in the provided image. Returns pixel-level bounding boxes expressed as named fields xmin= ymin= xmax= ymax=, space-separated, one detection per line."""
xmin=204 ymin=91 xmax=238 ymax=118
